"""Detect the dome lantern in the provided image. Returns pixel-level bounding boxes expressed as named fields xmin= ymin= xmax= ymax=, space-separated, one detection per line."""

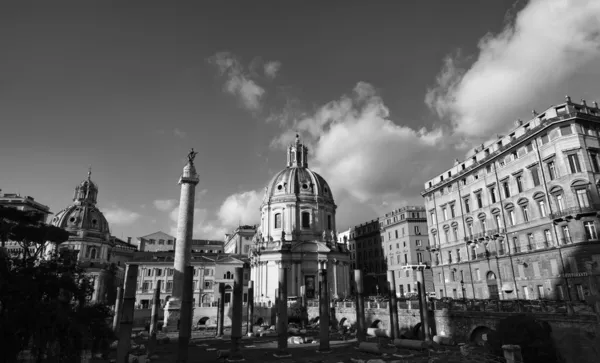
xmin=287 ymin=133 xmax=308 ymax=168
xmin=72 ymin=166 xmax=98 ymax=206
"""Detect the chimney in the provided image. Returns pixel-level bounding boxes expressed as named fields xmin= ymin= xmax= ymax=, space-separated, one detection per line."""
xmin=138 ymin=238 xmax=146 ymax=252
xmin=582 ymin=99 xmax=587 ymax=107
xmin=127 ymin=237 xmax=132 ymax=244
xmin=594 ymin=101 xmax=599 ymax=108
xmin=565 ymin=95 xmax=572 ymax=103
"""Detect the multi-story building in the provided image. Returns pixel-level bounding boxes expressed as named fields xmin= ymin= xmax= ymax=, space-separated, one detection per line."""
xmin=379 ymin=206 xmax=433 ymax=296
xmin=129 ymin=251 xmax=250 ymax=309
xmin=224 ymin=225 xmax=257 ymax=255
xmin=422 ymin=97 xmax=600 ymax=301
xmin=136 ymin=232 xmax=224 ymax=255
xmin=348 ymin=219 xmax=386 ymax=295
xmin=1 ymin=191 xmax=52 ymax=257
xmin=337 ymin=228 xmax=351 ymax=246
xmin=136 ymin=231 xmax=176 ymax=252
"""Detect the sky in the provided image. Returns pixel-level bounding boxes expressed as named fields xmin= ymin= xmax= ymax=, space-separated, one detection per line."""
xmin=1 ymin=0 xmax=600 ymax=241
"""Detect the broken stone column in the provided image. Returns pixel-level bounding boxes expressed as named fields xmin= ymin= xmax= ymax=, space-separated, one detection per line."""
xmin=276 ymin=266 xmax=290 ymax=357
xmin=417 ymin=267 xmax=431 ymax=342
xmin=387 ymin=270 xmax=399 ymax=340
xmin=247 ymin=280 xmax=254 ymax=334
xmin=112 ymin=286 xmax=123 ymax=334
xmin=217 ymin=283 xmax=225 ymax=337
xmin=318 ymin=261 xmax=331 ymax=353
xmin=229 ymin=267 xmax=244 ymax=361
xmin=163 ymin=154 xmax=199 ymax=332
xmin=148 ymin=280 xmax=162 ymax=355
xmin=354 ymin=269 xmax=366 ymax=343
xmin=176 ymin=266 xmax=194 ymax=363
xmin=116 ymin=264 xmax=138 ymax=363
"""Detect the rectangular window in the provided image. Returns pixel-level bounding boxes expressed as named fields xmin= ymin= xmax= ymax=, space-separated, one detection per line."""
xmin=576 ymin=189 xmax=590 ymax=208
xmin=537 ymin=285 xmax=544 ymax=299
xmin=522 ymin=205 xmax=529 ymax=222
xmin=503 ymin=182 xmax=511 ymax=198
xmin=561 ymin=125 xmax=573 ymax=136
xmin=562 ymin=225 xmax=571 ymax=244
xmin=452 ymin=226 xmax=458 ymax=240
xmin=516 ymin=176 xmax=523 ymax=193
xmin=527 ymin=233 xmax=534 ymax=251
xmin=556 ymin=194 xmax=565 ymax=211
xmin=509 ymin=210 xmax=516 ymax=226
xmin=576 ymin=284 xmax=585 ymax=301
xmin=523 ymin=286 xmax=530 ymax=300
xmin=464 ymin=199 xmax=470 ymax=213
xmin=544 ymin=229 xmax=552 ymax=247
xmin=590 ymin=152 xmax=600 ymax=173
xmin=414 ymin=226 xmax=420 ymax=234
xmin=489 ymin=187 xmax=497 ymax=203
xmin=476 ymin=193 xmax=483 ymax=209
xmin=538 ymin=200 xmax=547 ymax=217
xmin=556 ymin=285 xmax=565 ymax=300
xmin=442 ymin=207 xmax=448 ymax=221
xmin=547 ymin=161 xmax=556 ymax=180
xmin=450 ymin=204 xmax=456 ymax=218
xmin=475 ymin=268 xmax=481 ymax=281
xmin=467 ymin=222 xmax=473 ymax=236
xmin=274 ymin=213 xmax=282 ymax=228
xmin=417 ymin=252 xmax=423 ymax=263
xmin=301 ymin=212 xmax=310 ymax=228
xmin=531 ymin=167 xmax=541 ymax=186
xmin=495 ymin=214 xmax=502 ymax=228
xmin=584 ymin=221 xmax=597 ymax=240
xmin=416 ymin=240 xmax=422 ymax=246
xmin=395 ymin=230 xmax=398 ymax=239
xmin=568 ymin=154 xmax=582 ymax=173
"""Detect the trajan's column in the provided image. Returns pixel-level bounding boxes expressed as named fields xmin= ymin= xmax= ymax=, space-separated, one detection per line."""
xmin=163 ymin=149 xmax=200 ymax=332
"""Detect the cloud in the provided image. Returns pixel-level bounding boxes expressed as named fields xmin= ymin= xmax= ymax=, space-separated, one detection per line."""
xmin=426 ymin=0 xmax=600 ymax=139
xmin=264 ymin=61 xmax=282 ymax=79
xmin=104 ymin=206 xmax=142 ymax=226
xmin=153 ymin=199 xmax=177 ymax=212
xmin=270 ymin=82 xmax=455 ymax=228
xmin=208 ymin=52 xmax=266 ymax=111
xmin=173 ymin=128 xmax=187 ymax=138
xmin=217 ymin=190 xmax=262 ymax=227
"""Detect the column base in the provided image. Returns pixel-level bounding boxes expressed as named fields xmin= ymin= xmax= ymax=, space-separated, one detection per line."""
xmin=163 ymin=298 xmax=181 ymax=332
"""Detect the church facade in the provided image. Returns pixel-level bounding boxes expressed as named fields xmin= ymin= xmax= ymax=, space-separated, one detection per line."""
xmin=250 ymin=136 xmax=351 ymax=304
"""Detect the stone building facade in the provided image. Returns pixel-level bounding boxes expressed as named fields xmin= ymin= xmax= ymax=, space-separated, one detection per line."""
xmin=380 ymin=205 xmax=434 ymax=296
xmin=127 ymin=252 xmax=249 ymax=309
xmin=348 ymin=219 xmax=386 ymax=295
xmin=224 ymin=225 xmax=257 ymax=255
xmin=250 ymin=134 xmax=351 ymax=303
xmin=422 ymin=97 xmax=600 ymax=301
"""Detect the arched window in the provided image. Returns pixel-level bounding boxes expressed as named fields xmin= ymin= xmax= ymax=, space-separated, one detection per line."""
xmin=90 ymin=247 xmax=97 ymax=260
xmin=225 ymin=271 xmax=232 ymax=279
xmin=274 ymin=213 xmax=282 ymax=229
xmin=327 ymin=215 xmax=332 ymax=230
xmin=301 ymin=211 xmax=310 ymax=228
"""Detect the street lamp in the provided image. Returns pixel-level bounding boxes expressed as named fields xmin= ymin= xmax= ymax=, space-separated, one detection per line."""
xmin=375 ymin=285 xmax=379 ymax=296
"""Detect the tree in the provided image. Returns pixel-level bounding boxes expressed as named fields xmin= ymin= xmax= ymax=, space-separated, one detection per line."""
xmin=0 ymin=206 xmax=116 ymax=363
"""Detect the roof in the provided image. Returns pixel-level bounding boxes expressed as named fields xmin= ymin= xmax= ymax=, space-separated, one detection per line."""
xmin=128 ymin=251 xmax=249 ymax=264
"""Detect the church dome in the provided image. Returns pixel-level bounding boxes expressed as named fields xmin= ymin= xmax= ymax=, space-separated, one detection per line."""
xmin=50 ymin=169 xmax=111 ymax=241
xmin=263 ymin=134 xmax=335 ymax=205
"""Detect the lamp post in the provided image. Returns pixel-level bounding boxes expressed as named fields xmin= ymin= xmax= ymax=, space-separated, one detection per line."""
xmin=375 ymin=285 xmax=379 ymax=297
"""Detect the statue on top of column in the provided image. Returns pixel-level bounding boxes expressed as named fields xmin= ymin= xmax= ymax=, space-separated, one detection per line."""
xmin=187 ymin=148 xmax=198 ymax=163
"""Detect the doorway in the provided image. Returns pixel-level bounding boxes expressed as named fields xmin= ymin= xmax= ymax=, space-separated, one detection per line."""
xmin=486 ymin=271 xmax=499 ymax=299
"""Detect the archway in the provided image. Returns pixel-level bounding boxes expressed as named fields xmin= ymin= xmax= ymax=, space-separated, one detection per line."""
xmin=370 ymin=319 xmax=383 ymax=329
xmin=197 ymin=317 xmax=210 ymax=326
xmin=470 ymin=326 xmax=494 ymax=346
xmin=486 ymin=271 xmax=499 ymax=299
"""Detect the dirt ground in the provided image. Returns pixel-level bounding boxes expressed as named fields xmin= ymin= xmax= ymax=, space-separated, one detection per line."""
xmin=107 ymin=329 xmax=464 ymax=363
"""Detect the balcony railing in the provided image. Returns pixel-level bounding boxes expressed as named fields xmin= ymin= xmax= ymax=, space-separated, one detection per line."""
xmin=551 ymin=205 xmax=600 ymax=220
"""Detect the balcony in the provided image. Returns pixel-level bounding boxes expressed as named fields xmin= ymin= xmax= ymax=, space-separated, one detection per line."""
xmin=551 ymin=205 xmax=600 ymax=221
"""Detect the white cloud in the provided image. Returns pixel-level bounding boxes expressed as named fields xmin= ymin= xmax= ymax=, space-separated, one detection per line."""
xmin=264 ymin=61 xmax=282 ymax=79
xmin=208 ymin=52 xmax=266 ymax=111
xmin=217 ymin=190 xmax=262 ymax=228
xmin=426 ymin=0 xmax=600 ymax=139
xmin=173 ymin=128 xmax=187 ymax=138
xmin=270 ymin=82 xmax=455 ymax=228
xmin=104 ymin=206 xmax=142 ymax=226
xmin=153 ymin=199 xmax=177 ymax=212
